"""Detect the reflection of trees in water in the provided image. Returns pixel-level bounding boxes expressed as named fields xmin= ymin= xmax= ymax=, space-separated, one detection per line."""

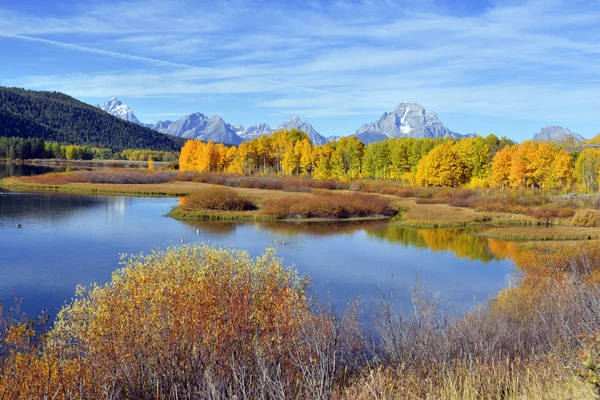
xmin=187 ymin=220 xmax=388 ymax=238
xmin=0 ymin=164 xmax=65 ymax=180
xmin=366 ymin=226 xmax=516 ymax=263
xmin=0 ymin=192 xmax=123 ymax=221
xmin=181 ymin=220 xmax=519 ymax=265
xmin=180 ymin=221 xmax=239 ymax=236
xmin=487 ymin=238 xmax=520 ymax=263
xmin=257 ymin=220 xmax=387 ymax=237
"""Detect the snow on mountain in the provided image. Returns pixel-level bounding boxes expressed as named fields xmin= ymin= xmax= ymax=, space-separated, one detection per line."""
xmin=97 ymin=97 xmax=142 ymax=125
xmin=277 ymin=117 xmax=327 ymax=145
xmin=152 ymin=113 xmax=242 ymax=145
xmin=97 ymin=98 xmax=479 ymax=147
xmin=238 ymin=123 xmax=274 ymax=140
xmin=532 ymin=126 xmax=586 ymax=143
xmin=353 ymin=103 xmax=470 ymax=143
xmin=199 ymin=115 xmax=243 ymax=145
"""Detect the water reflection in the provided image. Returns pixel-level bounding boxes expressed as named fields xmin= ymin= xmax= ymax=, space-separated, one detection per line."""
xmin=0 ymin=191 xmax=127 ymax=222
xmin=184 ymin=221 xmax=516 ymax=264
xmin=0 ymin=163 xmax=65 ymax=180
xmin=180 ymin=219 xmax=386 ymax=238
xmin=1 ymin=191 xmax=515 ymax=319
xmin=366 ymin=226 xmax=503 ymax=263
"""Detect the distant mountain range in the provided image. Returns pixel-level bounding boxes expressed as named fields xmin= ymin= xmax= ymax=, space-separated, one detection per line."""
xmin=0 ymin=87 xmax=184 ymax=151
xmin=98 ymin=99 xmax=473 ymax=145
xmin=97 ymin=97 xmax=592 ymax=146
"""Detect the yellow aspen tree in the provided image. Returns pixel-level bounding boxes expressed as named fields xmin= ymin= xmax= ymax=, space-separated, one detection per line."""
xmin=147 ymin=155 xmax=154 ymax=171
xmin=491 ymin=145 xmax=515 ymax=188
xmin=281 ymin=144 xmax=299 ymax=175
xmin=415 ymin=143 xmax=466 ymax=187
xmin=296 ymin=139 xmax=313 ymax=175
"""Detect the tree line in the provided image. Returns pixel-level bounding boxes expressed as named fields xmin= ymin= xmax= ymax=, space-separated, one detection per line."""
xmin=0 ymin=136 xmax=179 ymax=162
xmin=0 ymin=86 xmax=185 ymax=152
xmin=179 ymin=129 xmax=600 ymax=192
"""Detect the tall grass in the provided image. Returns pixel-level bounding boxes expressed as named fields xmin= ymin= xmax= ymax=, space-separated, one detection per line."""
xmin=184 ymin=187 xmax=256 ymax=211
xmin=20 ymin=169 xmax=178 ymax=185
xmin=263 ymin=192 xmax=396 ymax=219
xmin=0 ymin=244 xmax=599 ymax=398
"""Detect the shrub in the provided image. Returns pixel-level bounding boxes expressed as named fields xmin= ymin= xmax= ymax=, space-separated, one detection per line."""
xmin=282 ymin=181 xmax=311 ymax=192
xmin=572 ymin=209 xmax=600 ymax=227
xmin=41 ymin=245 xmax=341 ymax=398
xmin=415 ymin=197 xmax=444 ymax=205
xmin=263 ymin=193 xmax=395 ymax=219
xmin=527 ymin=208 xmax=559 ymax=220
xmin=185 ymin=187 xmax=256 ymax=211
xmin=83 ymin=171 xmax=176 ymax=184
xmin=19 ymin=170 xmax=177 ymax=185
xmin=558 ymin=207 xmax=576 ymax=219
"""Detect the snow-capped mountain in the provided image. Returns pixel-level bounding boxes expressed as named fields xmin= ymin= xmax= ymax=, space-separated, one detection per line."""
xmin=97 ymin=97 xmax=142 ymax=125
xmin=152 ymin=113 xmax=208 ymax=138
xmin=353 ymin=103 xmax=472 ymax=144
xmin=96 ymin=98 xmax=475 ymax=147
xmin=152 ymin=113 xmax=242 ymax=145
xmin=532 ymin=126 xmax=585 ymax=143
xmin=277 ymin=117 xmax=327 ymax=145
xmin=238 ymin=123 xmax=275 ymax=140
xmin=236 ymin=118 xmax=327 ymax=145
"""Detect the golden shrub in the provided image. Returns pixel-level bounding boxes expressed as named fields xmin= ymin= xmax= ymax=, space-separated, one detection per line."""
xmin=572 ymin=209 xmax=600 ymax=227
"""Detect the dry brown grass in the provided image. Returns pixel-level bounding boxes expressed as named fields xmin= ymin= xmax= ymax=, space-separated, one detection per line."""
xmin=484 ymin=226 xmax=600 ymax=241
xmin=18 ymin=170 xmax=177 ymax=185
xmin=262 ymin=192 xmax=396 ymax=219
xmin=393 ymin=198 xmax=534 ymax=227
xmin=184 ymin=187 xmax=256 ymax=211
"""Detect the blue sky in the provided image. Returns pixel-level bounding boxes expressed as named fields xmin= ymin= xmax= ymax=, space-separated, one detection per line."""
xmin=1 ymin=0 xmax=599 ymax=141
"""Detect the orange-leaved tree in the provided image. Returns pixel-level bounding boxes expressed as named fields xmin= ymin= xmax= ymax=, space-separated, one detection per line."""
xmin=1 ymin=244 xmax=344 ymax=398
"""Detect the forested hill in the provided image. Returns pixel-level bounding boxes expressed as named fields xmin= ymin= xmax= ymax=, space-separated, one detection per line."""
xmin=0 ymin=87 xmax=185 ymax=151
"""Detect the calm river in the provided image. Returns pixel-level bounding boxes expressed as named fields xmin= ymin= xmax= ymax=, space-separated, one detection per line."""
xmin=0 ymin=165 xmax=516 ymax=319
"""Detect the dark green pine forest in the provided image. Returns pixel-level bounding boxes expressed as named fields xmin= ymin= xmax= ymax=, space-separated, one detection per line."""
xmin=0 ymin=87 xmax=185 ymax=152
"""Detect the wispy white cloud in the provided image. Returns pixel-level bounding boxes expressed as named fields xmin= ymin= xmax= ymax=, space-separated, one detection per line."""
xmin=1 ymin=0 xmax=599 ymax=137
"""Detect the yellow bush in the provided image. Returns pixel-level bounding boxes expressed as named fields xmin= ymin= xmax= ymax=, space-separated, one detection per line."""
xmin=572 ymin=209 xmax=600 ymax=227
xmin=1 ymin=244 xmax=338 ymax=398
xmin=467 ymin=176 xmax=491 ymax=189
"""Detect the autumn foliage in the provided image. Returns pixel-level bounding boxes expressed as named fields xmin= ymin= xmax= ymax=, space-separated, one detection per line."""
xmin=184 ymin=187 xmax=256 ymax=211
xmin=0 ymin=245 xmax=345 ymax=399
xmin=262 ymin=192 xmax=395 ymax=219
xmin=177 ymin=130 xmax=600 ymax=193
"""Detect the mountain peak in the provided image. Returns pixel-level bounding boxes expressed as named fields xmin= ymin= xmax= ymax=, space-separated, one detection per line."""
xmin=97 ymin=97 xmax=141 ymax=125
xmin=533 ymin=126 xmax=585 ymax=143
xmin=278 ymin=117 xmax=327 ymax=145
xmin=354 ymin=102 xmax=462 ymax=144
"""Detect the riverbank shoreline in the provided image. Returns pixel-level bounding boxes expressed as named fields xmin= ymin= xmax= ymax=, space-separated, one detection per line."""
xmin=3 ymin=174 xmax=586 ymax=239
xmin=23 ymin=158 xmax=170 ymax=169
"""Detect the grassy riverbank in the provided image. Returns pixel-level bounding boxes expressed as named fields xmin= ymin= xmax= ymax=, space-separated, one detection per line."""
xmin=3 ymin=170 xmax=599 ymax=239
xmin=24 ymin=158 xmax=171 ymax=169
